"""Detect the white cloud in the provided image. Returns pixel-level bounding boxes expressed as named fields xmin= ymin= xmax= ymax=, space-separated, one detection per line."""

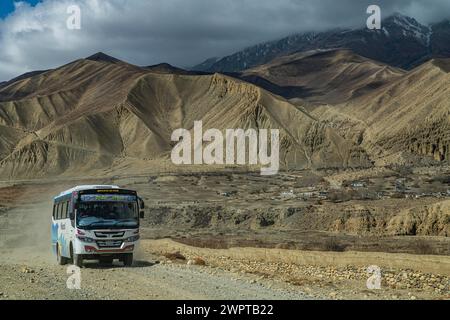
xmin=0 ymin=0 xmax=449 ymax=81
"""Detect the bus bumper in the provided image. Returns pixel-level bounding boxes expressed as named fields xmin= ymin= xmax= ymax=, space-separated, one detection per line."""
xmin=74 ymin=240 xmax=139 ymax=256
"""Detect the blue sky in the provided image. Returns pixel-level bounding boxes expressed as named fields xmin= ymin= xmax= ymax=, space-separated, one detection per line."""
xmin=0 ymin=0 xmax=41 ymax=19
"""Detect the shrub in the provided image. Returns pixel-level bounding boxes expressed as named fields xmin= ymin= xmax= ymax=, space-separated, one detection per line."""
xmin=322 ymin=237 xmax=347 ymax=252
xmin=163 ymin=251 xmax=186 ymax=260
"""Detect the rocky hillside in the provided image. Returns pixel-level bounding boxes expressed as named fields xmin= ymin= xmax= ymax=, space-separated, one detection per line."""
xmin=0 ymin=53 xmax=370 ymax=178
xmin=341 ymin=59 xmax=450 ymax=165
xmin=1 ymin=46 xmax=449 ymax=179
xmin=236 ymin=49 xmax=405 ymax=104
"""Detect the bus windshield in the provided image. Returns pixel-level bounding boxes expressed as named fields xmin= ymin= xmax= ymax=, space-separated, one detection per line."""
xmin=77 ymin=199 xmax=138 ymax=229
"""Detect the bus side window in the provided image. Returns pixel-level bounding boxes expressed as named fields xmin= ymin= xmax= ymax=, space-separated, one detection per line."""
xmin=57 ymin=203 xmax=61 ymax=220
xmin=64 ymin=201 xmax=69 ymax=219
xmin=68 ymin=200 xmax=72 ymax=217
xmin=52 ymin=204 xmax=56 ymax=219
xmin=61 ymin=202 xmax=65 ymax=219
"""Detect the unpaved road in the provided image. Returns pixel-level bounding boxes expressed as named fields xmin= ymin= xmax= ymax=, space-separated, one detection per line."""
xmin=0 ymin=251 xmax=314 ymax=300
xmin=2 ymin=239 xmax=449 ymax=300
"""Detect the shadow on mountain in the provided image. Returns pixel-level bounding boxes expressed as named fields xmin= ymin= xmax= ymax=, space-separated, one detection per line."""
xmin=225 ymin=72 xmax=315 ymax=100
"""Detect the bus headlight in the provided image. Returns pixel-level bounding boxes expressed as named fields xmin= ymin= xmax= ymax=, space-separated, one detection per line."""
xmin=125 ymin=235 xmax=140 ymax=242
xmin=76 ymin=235 xmax=95 ymax=243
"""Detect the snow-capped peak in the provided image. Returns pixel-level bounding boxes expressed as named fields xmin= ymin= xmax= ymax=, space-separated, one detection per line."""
xmin=384 ymin=13 xmax=432 ymax=45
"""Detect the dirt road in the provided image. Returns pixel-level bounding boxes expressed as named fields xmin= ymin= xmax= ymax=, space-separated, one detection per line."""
xmin=2 ymin=238 xmax=449 ymax=300
xmin=0 ymin=249 xmax=315 ymax=300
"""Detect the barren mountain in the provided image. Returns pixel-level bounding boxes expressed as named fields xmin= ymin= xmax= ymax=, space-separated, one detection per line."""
xmin=237 ymin=49 xmax=405 ymax=104
xmin=144 ymin=63 xmax=208 ymax=75
xmin=0 ymin=70 xmax=49 ymax=90
xmin=330 ymin=58 xmax=450 ymax=165
xmin=0 ymin=53 xmax=370 ymax=178
xmin=1 ymin=46 xmax=449 ymax=179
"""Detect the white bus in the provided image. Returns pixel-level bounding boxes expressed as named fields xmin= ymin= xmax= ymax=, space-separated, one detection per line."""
xmin=51 ymin=185 xmax=145 ymax=267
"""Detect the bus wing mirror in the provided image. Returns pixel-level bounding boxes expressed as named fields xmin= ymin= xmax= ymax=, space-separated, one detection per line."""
xmin=139 ymin=211 xmax=145 ymax=219
xmin=69 ymin=212 xmax=75 ymax=220
xmin=138 ymin=197 xmax=145 ymax=210
xmin=74 ymin=203 xmax=79 ymax=210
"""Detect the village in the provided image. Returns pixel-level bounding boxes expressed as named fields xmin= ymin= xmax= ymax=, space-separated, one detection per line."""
xmin=269 ymin=173 xmax=450 ymax=203
xmin=277 ymin=180 xmax=450 ymax=203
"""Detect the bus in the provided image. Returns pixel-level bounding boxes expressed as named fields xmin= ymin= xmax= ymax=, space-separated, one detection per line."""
xmin=51 ymin=185 xmax=145 ymax=267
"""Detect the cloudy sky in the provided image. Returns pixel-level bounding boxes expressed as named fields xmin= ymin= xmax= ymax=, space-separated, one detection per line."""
xmin=1 ymin=0 xmax=450 ymax=81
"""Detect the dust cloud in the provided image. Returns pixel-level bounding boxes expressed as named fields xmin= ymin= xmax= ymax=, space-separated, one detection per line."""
xmin=0 ymin=185 xmax=56 ymax=265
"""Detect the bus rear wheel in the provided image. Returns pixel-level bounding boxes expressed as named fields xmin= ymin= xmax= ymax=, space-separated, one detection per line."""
xmin=122 ymin=253 xmax=133 ymax=267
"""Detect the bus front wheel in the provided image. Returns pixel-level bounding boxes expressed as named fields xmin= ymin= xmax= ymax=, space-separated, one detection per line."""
xmin=73 ymin=253 xmax=83 ymax=267
xmin=56 ymin=245 xmax=68 ymax=265
xmin=122 ymin=253 xmax=133 ymax=267
xmin=70 ymin=244 xmax=83 ymax=267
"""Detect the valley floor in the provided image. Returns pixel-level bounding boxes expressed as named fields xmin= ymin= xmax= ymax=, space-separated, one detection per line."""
xmin=0 ymin=168 xmax=449 ymax=300
xmin=0 ymin=239 xmax=448 ymax=300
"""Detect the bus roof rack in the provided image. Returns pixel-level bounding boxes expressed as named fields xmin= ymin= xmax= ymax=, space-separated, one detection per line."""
xmin=58 ymin=185 xmax=120 ymax=197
